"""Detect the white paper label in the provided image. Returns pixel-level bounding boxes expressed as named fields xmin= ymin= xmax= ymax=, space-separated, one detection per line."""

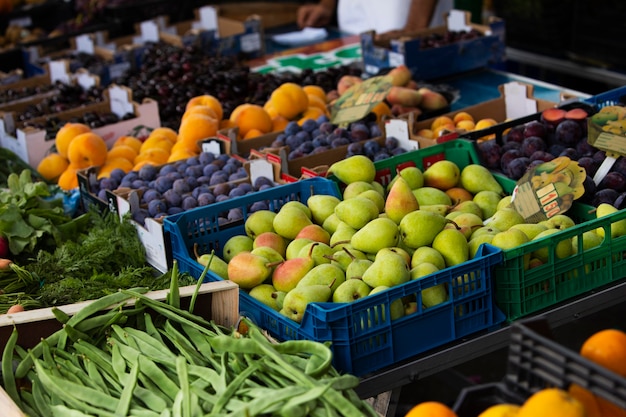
xmin=199 ymin=6 xmax=219 ymax=31
xmin=49 ymin=60 xmax=71 ymax=85
xmin=9 ymin=16 xmax=31 ymax=27
xmin=140 ymin=21 xmax=160 ymax=43
xmin=447 ymin=9 xmax=472 ymax=32
xmin=504 ymin=82 xmax=537 ymax=120
xmin=75 ymin=34 xmax=95 ymax=54
xmin=76 ymin=71 xmax=97 ymax=90
xmin=249 ymin=158 xmax=274 ymax=184
xmin=108 ymin=85 xmax=134 ymax=118
xmin=201 ymin=139 xmax=223 ymax=155
xmin=240 ymin=33 xmax=261 ymax=53
xmin=385 ymin=118 xmax=417 ymax=150
xmin=388 ymin=51 xmax=405 ymax=68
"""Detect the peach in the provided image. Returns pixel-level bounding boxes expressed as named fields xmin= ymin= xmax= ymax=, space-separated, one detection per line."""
xmin=453 ymin=111 xmax=475 ymax=124
xmin=455 ymin=120 xmax=476 ymax=132
xmin=67 ymin=132 xmax=108 ymax=168
xmin=387 ymin=64 xmax=412 ymax=86
xmin=336 ymin=75 xmax=363 ymax=96
xmin=417 ymin=87 xmax=449 ymax=112
xmin=386 ymin=86 xmax=423 ymax=107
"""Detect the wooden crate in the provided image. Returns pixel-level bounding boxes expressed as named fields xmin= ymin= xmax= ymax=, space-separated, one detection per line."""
xmin=0 ymin=281 xmax=239 ymax=417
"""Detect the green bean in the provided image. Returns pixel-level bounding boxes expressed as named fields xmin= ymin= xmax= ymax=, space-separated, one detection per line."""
xmin=63 ymin=323 xmax=94 ymax=344
xmin=167 ymin=260 xmax=180 ymax=309
xmin=111 ymin=341 xmax=128 ymax=381
xmin=116 ymin=359 xmax=140 ymax=416
xmin=50 ymin=404 xmax=100 ymax=417
xmin=161 ymin=320 xmax=206 ymax=365
xmin=132 ymin=384 xmax=169 ymax=412
xmin=142 ymin=311 xmax=164 ymax=344
xmin=51 ymin=306 xmax=71 ymax=324
xmin=85 ymin=357 xmax=110 ymax=395
xmin=15 ymin=328 xmax=64 ymax=378
xmin=31 ymin=375 xmax=52 ymax=417
xmin=273 ymin=340 xmax=333 ymax=377
xmin=73 ymin=340 xmax=119 ymax=388
xmin=128 ymin=408 xmax=163 ymax=417
xmin=66 ymin=288 xmax=148 ymax=328
xmin=1 ymin=326 xmax=20 ymax=405
xmin=119 ymin=325 xmax=178 ymax=364
xmin=280 ymin=383 xmax=330 ymax=413
xmin=189 ymin=253 xmax=213 ymax=314
xmin=175 ymin=356 xmax=191 ymax=417
xmin=211 ymin=359 xmax=261 ymax=414
xmin=228 ymin=386 xmax=309 ymax=417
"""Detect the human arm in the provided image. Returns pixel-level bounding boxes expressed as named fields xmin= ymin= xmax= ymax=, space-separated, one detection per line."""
xmin=403 ymin=0 xmax=439 ymax=32
xmin=297 ymin=0 xmax=337 ymax=28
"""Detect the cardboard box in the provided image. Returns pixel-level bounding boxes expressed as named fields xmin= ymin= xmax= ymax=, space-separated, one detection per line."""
xmin=217 ymin=2 xmax=299 ymax=29
xmin=0 ymin=85 xmax=160 ymax=168
xmin=360 ymin=9 xmax=505 ymax=80
xmin=399 ymin=82 xmax=558 ymax=147
xmin=0 ymin=280 xmax=240 ymax=417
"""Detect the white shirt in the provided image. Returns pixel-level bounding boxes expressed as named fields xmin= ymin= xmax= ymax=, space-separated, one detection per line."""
xmin=337 ymin=0 xmax=454 ymax=35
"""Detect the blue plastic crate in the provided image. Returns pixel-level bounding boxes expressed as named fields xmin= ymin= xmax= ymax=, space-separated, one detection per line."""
xmin=163 ymin=176 xmax=505 ymax=376
xmin=583 ymin=85 xmax=626 ymax=108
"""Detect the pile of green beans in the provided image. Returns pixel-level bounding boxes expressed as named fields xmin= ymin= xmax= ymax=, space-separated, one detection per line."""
xmin=1 ymin=262 xmax=378 ymax=417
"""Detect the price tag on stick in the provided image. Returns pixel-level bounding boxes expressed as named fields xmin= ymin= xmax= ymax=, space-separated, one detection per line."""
xmin=587 ymin=105 xmax=626 ymax=185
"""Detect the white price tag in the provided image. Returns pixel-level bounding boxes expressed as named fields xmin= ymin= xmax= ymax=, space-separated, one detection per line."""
xmin=49 ymin=60 xmax=71 ymax=85
xmin=447 ymin=9 xmax=472 ymax=32
xmin=76 ymin=71 xmax=97 ymax=90
xmin=240 ymin=33 xmax=261 ymax=53
xmin=140 ymin=21 xmax=160 ymax=43
xmin=249 ymin=158 xmax=274 ymax=185
xmin=75 ymin=34 xmax=95 ymax=54
xmin=201 ymin=139 xmax=223 ymax=155
xmin=108 ymin=85 xmax=134 ymax=118
xmin=504 ymin=82 xmax=537 ymax=120
xmin=388 ymin=51 xmax=405 ymax=68
xmin=199 ymin=6 xmax=219 ymax=31
xmin=385 ymin=118 xmax=417 ymax=150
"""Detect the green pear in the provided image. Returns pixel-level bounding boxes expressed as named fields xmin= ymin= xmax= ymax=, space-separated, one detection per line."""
xmin=595 ymin=203 xmax=626 ymax=238
xmin=487 ymin=208 xmax=525 ymax=231
xmin=322 ymin=213 xmax=342 ymax=234
xmin=281 ymin=201 xmax=312 ymax=219
xmin=370 ymin=180 xmax=386 ymax=197
xmin=418 ymin=204 xmax=452 ymax=216
xmin=362 ymin=251 xmax=410 ymax=288
xmin=399 ymin=210 xmax=448 ymax=249
xmin=509 ymin=223 xmax=548 ymax=240
xmin=539 ymin=214 xmax=576 ymax=231
xmin=358 ymin=189 xmax=386 ymax=213
xmin=227 ymin=252 xmax=273 ymax=289
xmin=244 ymin=210 xmax=276 ymax=239
xmin=351 ymin=217 xmax=400 ymax=254
xmin=410 ymin=262 xmax=439 ymax=280
xmin=369 ymin=286 xmax=404 ymax=320
xmin=343 ymin=181 xmax=375 ymax=200
xmin=334 ymin=197 xmax=379 ymax=230
xmin=286 ymin=238 xmax=314 ymax=260
xmin=326 ymin=247 xmax=368 ymax=271
xmin=249 ymin=284 xmax=279 ymax=311
xmin=378 ymin=247 xmax=411 ymax=267
xmin=253 ymin=231 xmax=288 ymax=258
xmin=345 ymin=257 xmax=373 ymax=280
xmin=446 ymin=212 xmax=483 ymax=240
xmin=423 ymin=160 xmax=460 ymax=190
xmin=411 ymin=246 xmax=446 ymax=270
xmin=294 ymin=224 xmax=331 ymax=245
xmin=327 ymin=155 xmax=376 ymax=184
xmin=272 ymin=255 xmax=315 ymax=292
xmin=272 ymin=290 xmax=287 ymax=310
xmin=470 ymin=226 xmax=501 ymax=240
xmin=412 ymin=187 xmax=452 ymax=206
xmin=468 ymin=234 xmax=494 ymax=258
xmin=298 ymin=241 xmax=334 ymax=265
xmin=459 ymin=164 xmax=504 ymax=195
xmin=251 ymin=246 xmax=284 ymax=265
xmin=572 ymin=230 xmax=603 ymax=254
xmin=532 ymin=229 xmax=573 ymax=262
xmin=450 ymin=200 xmax=484 ymax=219
xmin=196 ymin=250 xmax=229 ymax=279
xmin=422 ymin=284 xmax=448 ymax=308
xmin=329 ymin=222 xmax=357 ymax=249
xmin=306 ymin=194 xmax=341 ymax=225
xmin=398 ymin=166 xmax=424 ymax=190
xmin=332 ymin=278 xmax=371 ymax=303
xmin=497 ymin=195 xmax=513 ymax=211
xmin=432 ymin=228 xmax=469 ymax=267
xmin=384 ymin=176 xmax=420 ymax=224
xmin=490 ymin=228 xmax=530 ymax=251
xmin=222 ymin=235 xmax=254 ymax=263
xmin=281 ymin=284 xmax=332 ymax=323
xmin=297 ymin=263 xmax=345 ymax=294
xmin=273 ymin=206 xmax=313 ymax=240
xmin=445 ymin=211 xmax=464 ymax=222
xmin=472 ymin=190 xmax=502 ymax=219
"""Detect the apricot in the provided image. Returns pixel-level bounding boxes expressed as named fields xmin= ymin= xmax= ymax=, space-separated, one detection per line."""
xmin=302 ymin=85 xmax=327 ymax=102
xmin=178 ymin=113 xmax=219 ymax=152
xmin=106 ymin=145 xmax=138 ymax=163
xmin=269 ymin=83 xmax=309 ymax=120
xmin=57 ymin=164 xmax=82 ymax=191
xmin=67 ymin=132 xmax=108 ymax=168
xmin=55 ymin=123 xmax=91 ymax=158
xmin=453 ymin=111 xmax=475 ymax=124
xmin=148 ymin=127 xmax=178 ymax=143
xmin=113 ymin=135 xmax=142 ymax=153
xmin=185 ymin=94 xmax=223 ymax=121
xmin=230 ymin=103 xmax=273 ymax=138
xmin=37 ymin=153 xmax=69 ymax=182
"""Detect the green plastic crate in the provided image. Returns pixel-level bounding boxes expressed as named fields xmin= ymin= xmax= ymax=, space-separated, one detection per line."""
xmin=333 ymin=139 xmax=626 ymax=322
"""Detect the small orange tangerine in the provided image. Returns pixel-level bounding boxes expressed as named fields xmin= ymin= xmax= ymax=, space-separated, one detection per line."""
xmin=55 ymin=123 xmax=91 ymax=158
xmin=453 ymin=111 xmax=474 ymax=124
xmin=113 ymin=135 xmax=142 ymax=153
xmin=37 ymin=153 xmax=69 ymax=182
xmin=580 ymin=328 xmax=626 ymax=377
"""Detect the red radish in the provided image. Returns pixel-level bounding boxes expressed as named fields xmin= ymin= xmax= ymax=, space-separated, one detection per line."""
xmin=0 ymin=235 xmax=8 ymax=258
xmin=7 ymin=304 xmax=24 ymax=314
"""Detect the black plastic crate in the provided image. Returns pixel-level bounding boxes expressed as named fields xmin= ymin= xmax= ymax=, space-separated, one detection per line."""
xmin=570 ymin=0 xmax=626 ymax=69
xmin=492 ymin=0 xmax=574 ymax=57
xmin=453 ymin=320 xmax=626 ymax=416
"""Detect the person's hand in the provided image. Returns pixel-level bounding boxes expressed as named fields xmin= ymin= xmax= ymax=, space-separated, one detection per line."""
xmin=297 ymin=4 xmax=333 ymax=29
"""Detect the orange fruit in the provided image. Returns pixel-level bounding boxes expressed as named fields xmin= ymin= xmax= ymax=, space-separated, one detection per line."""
xmin=298 ymin=107 xmax=326 ymax=125
xmin=433 ymin=123 xmax=456 ymax=137
xmin=430 ymin=116 xmax=455 ymax=131
xmin=302 ymin=85 xmax=327 ymax=102
xmin=263 ymin=100 xmax=280 ymax=119
xmin=57 ymin=164 xmax=82 ymax=191
xmin=220 ymin=119 xmax=236 ymax=130
xmin=517 ymin=388 xmax=585 ymax=417
xmin=416 ymin=128 xmax=435 ymax=139
xmin=580 ymin=328 xmax=626 ymax=377
xmin=455 ymin=120 xmax=476 ymax=132
xmin=167 ymin=147 xmax=196 ymax=162
xmin=269 ymin=82 xmax=309 ymax=120
xmin=113 ymin=135 xmax=143 ymax=153
xmin=106 ymin=145 xmax=138 ymax=163
xmin=597 ymin=397 xmax=626 ymax=417
xmin=370 ymin=101 xmax=392 ymax=122
xmin=55 ymin=123 xmax=91 ymax=158
xmin=404 ymin=401 xmax=458 ymax=417
xmin=453 ymin=111 xmax=474 ymax=124
xmin=177 ymin=113 xmax=219 ymax=152
xmin=568 ymin=384 xmax=601 ymax=417
xmin=97 ymin=158 xmax=134 ymax=179
xmin=132 ymin=160 xmax=158 ymax=171
xmin=148 ymin=127 xmax=178 ymax=144
xmin=37 ymin=153 xmax=69 ymax=182
xmin=243 ymin=128 xmax=264 ymax=140
xmin=140 ymin=135 xmax=174 ymax=154
xmin=474 ymin=118 xmax=498 ymax=130
xmin=271 ymin=115 xmax=290 ymax=132
xmin=67 ymin=132 xmax=108 ymax=168
xmin=185 ymin=94 xmax=223 ymax=121
xmin=182 ymin=104 xmax=219 ymax=123
xmin=230 ymin=104 xmax=272 ymax=138
xmin=134 ymin=148 xmax=170 ymax=165
xmin=306 ymin=94 xmax=329 ymax=113
xmin=446 ymin=187 xmax=474 ymax=205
